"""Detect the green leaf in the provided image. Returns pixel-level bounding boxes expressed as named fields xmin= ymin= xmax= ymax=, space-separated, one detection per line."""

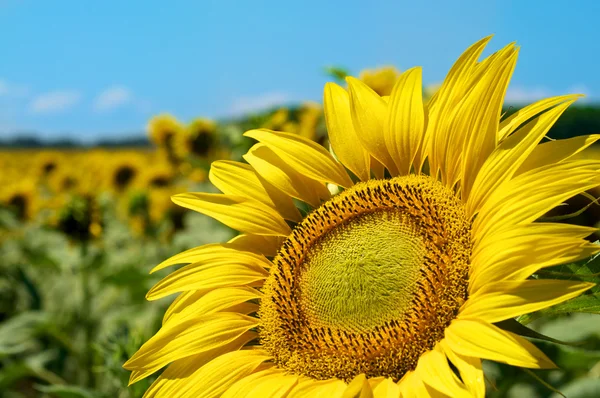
xmin=495 ymin=319 xmax=581 ymax=346
xmin=0 ymin=312 xmax=50 ymax=357
xmin=537 ymin=249 xmax=600 ymax=285
xmin=323 ymin=66 xmax=350 ymax=83
xmin=520 ymin=249 xmax=600 ymax=323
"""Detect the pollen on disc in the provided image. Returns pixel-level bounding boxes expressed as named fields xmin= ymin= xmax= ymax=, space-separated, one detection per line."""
xmin=299 ymin=211 xmax=425 ymax=333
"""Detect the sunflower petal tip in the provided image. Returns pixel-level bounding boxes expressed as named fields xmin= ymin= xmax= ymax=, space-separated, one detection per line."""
xmin=171 ymin=193 xmax=189 ymax=202
xmin=145 ymin=290 xmax=157 ymax=301
xmin=541 ymin=357 xmax=559 ymax=370
xmin=345 ymin=75 xmax=360 ymax=85
xmin=583 ymin=281 xmax=596 ymax=290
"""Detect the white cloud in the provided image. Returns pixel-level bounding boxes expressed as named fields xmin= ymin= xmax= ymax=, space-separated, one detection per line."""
xmin=228 ymin=92 xmax=291 ymax=116
xmin=505 ymin=84 xmax=595 ymax=105
xmin=30 ymin=90 xmax=81 ymax=114
xmin=93 ymin=86 xmax=133 ymax=112
xmin=504 ymin=86 xmax=552 ymax=104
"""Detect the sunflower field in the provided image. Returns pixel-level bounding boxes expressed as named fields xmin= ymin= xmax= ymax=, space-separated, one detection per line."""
xmin=2 ymin=46 xmax=600 ymax=398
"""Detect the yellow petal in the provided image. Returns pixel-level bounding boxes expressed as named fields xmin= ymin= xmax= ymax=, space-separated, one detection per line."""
xmin=324 ymin=82 xmax=371 ymax=181
xmin=288 ymin=377 xmax=347 ymax=398
xmin=371 ymin=378 xmax=400 ymax=398
xmin=124 ymin=313 xmax=260 ymax=380
xmin=445 ymin=319 xmax=556 ymax=369
xmin=460 ymin=280 xmax=594 ymax=323
xmin=518 ymin=134 xmax=600 ymax=174
xmin=222 ymin=369 xmax=285 ymax=398
xmin=443 ymin=46 xmax=518 ymax=187
xmin=467 ymin=98 xmax=576 ymax=215
xmin=472 ymin=243 xmax=599 ymax=294
xmin=385 ymin=67 xmax=426 ymax=175
xmin=469 ymin=223 xmax=598 ymax=292
xmin=473 ymin=222 xmax=597 ymax=259
xmin=439 ymin=340 xmax=485 ymax=398
xmin=498 ymin=94 xmax=583 ymax=140
xmin=228 ymin=234 xmax=285 ymax=257
xmin=244 ymin=143 xmax=330 ymax=207
xmin=236 ymin=371 xmax=299 ymax=398
xmin=151 ymin=242 xmax=269 ymax=273
xmin=150 ymin=349 xmax=272 ymax=398
xmin=146 ymin=258 xmax=268 ymax=301
xmin=163 ymin=290 xmax=204 ymax=324
xmin=160 ymin=286 xmax=262 ymax=326
xmin=244 ymin=129 xmax=353 ymax=188
xmin=415 ymin=347 xmax=470 ymax=398
xmin=459 ymin=44 xmax=519 ymax=199
xmin=426 ymin=36 xmax=491 ymax=181
xmin=209 ymin=160 xmax=301 ymax=222
xmin=397 ymin=371 xmax=430 ymax=398
xmin=342 ymin=373 xmax=373 ymax=398
xmin=474 ymin=160 xmax=600 ymax=241
xmin=370 ymin=156 xmax=386 ymax=179
xmin=172 ymin=192 xmax=291 ymax=237
xmin=346 ymin=76 xmax=398 ymax=175
xmin=141 ymin=333 xmax=255 ymax=393
xmin=367 ymin=377 xmax=385 ymax=391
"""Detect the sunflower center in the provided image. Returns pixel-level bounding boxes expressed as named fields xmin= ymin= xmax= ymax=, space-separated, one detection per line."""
xmin=300 ymin=211 xmax=424 ymax=333
xmin=259 ymin=174 xmax=472 ymax=381
xmin=114 ymin=166 xmax=136 ymax=190
xmin=9 ymin=194 xmax=28 ymax=220
xmin=190 ymin=130 xmax=214 ymax=157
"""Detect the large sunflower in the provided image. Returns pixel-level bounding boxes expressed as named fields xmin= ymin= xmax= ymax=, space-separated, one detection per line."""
xmin=125 ymin=37 xmax=600 ymax=397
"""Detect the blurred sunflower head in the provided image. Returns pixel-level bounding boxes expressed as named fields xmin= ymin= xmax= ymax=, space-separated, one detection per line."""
xmin=34 ymin=151 xmax=62 ymax=179
xmin=138 ymin=161 xmax=176 ymax=190
xmin=296 ymin=101 xmax=323 ymax=142
xmin=178 ymin=162 xmax=208 ymax=183
xmin=359 ymin=66 xmax=401 ymax=96
xmin=48 ymin=164 xmax=81 ymax=195
xmin=125 ymin=37 xmax=600 ymax=397
xmin=2 ymin=180 xmax=37 ymax=221
xmin=175 ymin=118 xmax=218 ymax=160
xmin=147 ymin=114 xmax=183 ymax=160
xmin=57 ymin=194 xmax=103 ymax=241
xmin=262 ymin=108 xmax=291 ymax=132
xmin=108 ymin=155 xmax=144 ymax=193
xmin=262 ymin=104 xmax=323 ymax=143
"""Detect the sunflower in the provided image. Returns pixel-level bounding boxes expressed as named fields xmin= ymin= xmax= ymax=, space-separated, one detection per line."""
xmin=295 ymin=102 xmax=323 ymax=142
xmin=262 ymin=108 xmax=291 ymax=132
xmin=359 ymin=66 xmax=401 ymax=96
xmin=148 ymin=114 xmax=184 ymax=163
xmin=138 ymin=161 xmax=176 ymax=190
xmin=107 ymin=154 xmax=144 ymax=193
xmin=2 ymin=180 xmax=37 ymax=221
xmin=34 ymin=150 xmax=62 ymax=179
xmin=125 ymin=37 xmax=600 ymax=397
xmin=56 ymin=193 xmax=103 ymax=241
xmin=175 ymin=118 xmax=218 ymax=160
xmin=262 ymin=104 xmax=324 ymax=143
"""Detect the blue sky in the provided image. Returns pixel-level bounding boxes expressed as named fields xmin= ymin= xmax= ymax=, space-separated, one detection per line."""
xmin=0 ymin=0 xmax=598 ymax=141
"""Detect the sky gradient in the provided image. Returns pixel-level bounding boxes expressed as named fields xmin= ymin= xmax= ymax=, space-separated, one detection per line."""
xmin=1 ymin=0 xmax=598 ymax=141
